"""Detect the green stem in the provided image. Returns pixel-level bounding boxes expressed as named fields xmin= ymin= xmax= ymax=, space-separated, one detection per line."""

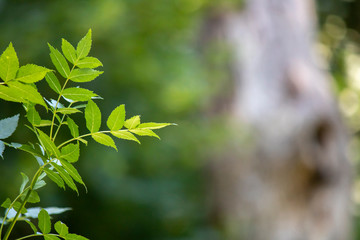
xmin=15 ymin=233 xmax=64 ymax=240
xmin=50 ymin=65 xmax=76 ymax=140
xmin=53 ymin=102 xmax=74 ymax=141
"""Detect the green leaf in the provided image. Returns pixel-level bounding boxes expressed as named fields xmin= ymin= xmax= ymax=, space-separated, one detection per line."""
xmin=62 ymin=87 xmax=97 ymax=101
xmin=107 ymin=104 xmax=125 ymax=131
xmin=55 ymin=221 xmax=69 ymax=236
xmin=111 ymin=131 xmax=140 ymax=144
xmin=137 ymin=122 xmax=173 ymax=129
xmin=92 ymin=132 xmax=117 ymax=150
xmin=21 ymin=190 xmax=40 ymax=203
xmin=124 ymin=115 xmax=140 ymax=129
xmin=130 ymin=129 xmax=160 ymax=139
xmin=78 ymin=138 xmax=88 ymax=145
xmin=57 ymin=108 xmax=81 ymax=115
xmin=15 ymin=64 xmax=51 ymax=83
xmin=0 ymin=114 xmax=19 ymax=139
xmin=33 ymin=179 xmax=46 ymax=190
xmin=36 ymin=120 xmax=53 ymax=127
xmin=45 ymin=72 xmax=61 ymax=94
xmin=68 ymin=68 xmax=102 ymax=82
xmin=7 ymin=81 xmax=46 ymax=107
xmin=24 ymin=219 xmax=38 ymax=233
xmin=13 ymin=201 xmax=27 ymax=213
xmin=76 ymin=29 xmax=92 ymax=60
xmin=62 ymin=38 xmax=77 ymax=64
xmin=26 ymin=104 xmax=41 ymax=125
xmin=20 ymin=172 xmax=29 ymax=193
xmin=59 ymin=159 xmax=86 ymax=190
xmin=45 ymin=235 xmax=61 ymax=240
xmin=85 ymin=100 xmax=101 ymax=133
xmin=65 ymin=233 xmax=89 ymax=240
xmin=51 ymin=163 xmax=78 ymax=194
xmin=60 ymin=143 xmax=80 ymax=163
xmin=76 ymin=57 xmax=102 ymax=69
xmin=48 ymin=43 xmax=70 ymax=78
xmin=38 ymin=208 xmax=51 ymax=234
xmin=0 ymin=43 xmax=19 ymax=82
xmin=67 ymin=117 xmax=79 ymax=137
xmin=37 ymin=129 xmax=60 ymax=157
xmin=44 ymin=168 xmax=64 ymax=189
xmin=0 ymin=84 xmax=24 ymax=102
xmin=1 ymin=198 xmax=11 ymax=208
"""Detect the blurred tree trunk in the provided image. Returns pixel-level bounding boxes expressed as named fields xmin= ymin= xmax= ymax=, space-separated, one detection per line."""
xmin=203 ymin=0 xmax=352 ymax=239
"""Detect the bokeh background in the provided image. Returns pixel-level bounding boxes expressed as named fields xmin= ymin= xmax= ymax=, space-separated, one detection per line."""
xmin=0 ymin=0 xmax=359 ymax=239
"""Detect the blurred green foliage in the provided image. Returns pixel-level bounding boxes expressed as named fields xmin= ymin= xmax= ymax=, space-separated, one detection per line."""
xmin=0 ymin=0 xmax=359 ymax=239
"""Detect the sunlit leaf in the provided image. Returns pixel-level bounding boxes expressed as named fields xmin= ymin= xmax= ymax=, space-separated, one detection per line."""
xmin=51 ymin=163 xmax=78 ymax=194
xmin=37 ymin=129 xmax=60 ymax=157
xmin=55 ymin=221 xmax=69 ymax=236
xmin=124 ymin=115 xmax=140 ymax=129
xmin=85 ymin=100 xmax=101 ymax=133
xmin=0 ymin=43 xmax=19 ymax=82
xmin=67 ymin=117 xmax=79 ymax=138
xmin=130 ymin=129 xmax=160 ymax=139
xmin=62 ymin=39 xmax=77 ymax=64
xmin=15 ymin=64 xmax=51 ymax=83
xmin=60 ymin=143 xmax=80 ymax=163
xmin=92 ymin=132 xmax=117 ymax=150
xmin=76 ymin=29 xmax=92 ymax=60
xmin=45 ymin=72 xmax=61 ymax=94
xmin=7 ymin=81 xmax=46 ymax=108
xmin=111 ymin=131 xmax=140 ymax=144
xmin=45 ymin=235 xmax=61 ymax=240
xmin=65 ymin=233 xmax=89 ymax=240
xmin=0 ymin=84 xmax=24 ymax=102
xmin=44 ymin=168 xmax=64 ymax=189
xmin=59 ymin=159 xmax=87 ymax=191
xmin=137 ymin=122 xmax=174 ymax=129
xmin=69 ymin=68 xmax=102 ymax=82
xmin=48 ymin=43 xmax=70 ymax=78
xmin=38 ymin=208 xmax=51 ymax=234
xmin=62 ymin=87 xmax=97 ymax=101
xmin=76 ymin=57 xmax=102 ymax=69
xmin=57 ymin=108 xmax=81 ymax=115
xmin=107 ymin=104 xmax=125 ymax=131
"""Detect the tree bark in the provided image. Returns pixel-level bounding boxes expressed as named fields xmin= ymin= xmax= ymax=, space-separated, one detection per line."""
xmin=204 ymin=1 xmax=352 ymax=239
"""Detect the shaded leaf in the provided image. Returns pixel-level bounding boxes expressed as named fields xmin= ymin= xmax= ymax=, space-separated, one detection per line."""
xmin=21 ymin=190 xmax=40 ymax=203
xmin=92 ymin=132 xmax=117 ymax=150
xmin=45 ymin=235 xmax=61 ymax=240
xmin=0 ymin=43 xmax=19 ymax=82
xmin=107 ymin=104 xmax=125 ymax=131
xmin=59 ymin=159 xmax=87 ymax=191
xmin=1 ymin=198 xmax=11 ymax=208
xmin=85 ymin=100 xmax=101 ymax=133
xmin=111 ymin=131 xmax=140 ymax=144
xmin=33 ymin=180 xmax=46 ymax=190
xmin=37 ymin=129 xmax=60 ymax=157
xmin=24 ymin=219 xmax=37 ymax=233
xmin=44 ymin=168 xmax=65 ymax=189
xmin=15 ymin=64 xmax=51 ymax=83
xmin=0 ymin=140 xmax=4 ymax=158
xmin=48 ymin=43 xmax=70 ymax=78
xmin=26 ymin=104 xmax=41 ymax=125
xmin=69 ymin=68 xmax=102 ymax=82
xmin=52 ymin=163 xmax=78 ymax=194
xmin=62 ymin=87 xmax=96 ymax=101
xmin=20 ymin=172 xmax=29 ymax=193
xmin=0 ymin=114 xmax=19 ymax=139
xmin=65 ymin=233 xmax=89 ymax=240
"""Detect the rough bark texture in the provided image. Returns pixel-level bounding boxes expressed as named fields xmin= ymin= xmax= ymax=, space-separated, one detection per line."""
xmin=205 ymin=1 xmax=352 ymax=239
